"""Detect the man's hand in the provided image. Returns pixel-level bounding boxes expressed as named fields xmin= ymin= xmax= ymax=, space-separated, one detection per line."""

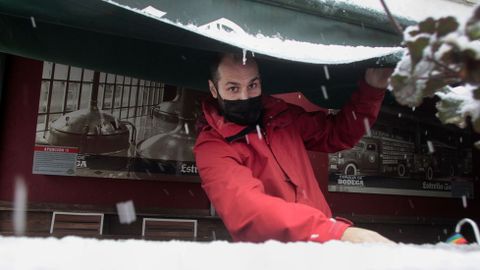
xmin=364 ymin=68 xmax=394 ymax=89
xmin=341 ymin=227 xmax=394 ymax=244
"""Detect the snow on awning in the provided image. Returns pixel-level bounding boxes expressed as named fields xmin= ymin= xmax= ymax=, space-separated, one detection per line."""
xmin=103 ymin=0 xmax=405 ymax=64
xmin=7 ymin=0 xmax=471 ymax=107
xmin=0 ymin=0 xmax=415 ymax=107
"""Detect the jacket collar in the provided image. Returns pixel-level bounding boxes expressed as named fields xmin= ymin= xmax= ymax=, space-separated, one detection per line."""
xmin=200 ymin=95 xmax=290 ymax=140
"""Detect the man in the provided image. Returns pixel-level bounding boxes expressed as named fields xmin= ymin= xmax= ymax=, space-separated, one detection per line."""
xmin=194 ymin=53 xmax=392 ymax=243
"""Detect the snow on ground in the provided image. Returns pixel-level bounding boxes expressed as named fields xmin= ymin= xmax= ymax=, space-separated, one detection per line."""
xmin=0 ymin=236 xmax=479 ymax=270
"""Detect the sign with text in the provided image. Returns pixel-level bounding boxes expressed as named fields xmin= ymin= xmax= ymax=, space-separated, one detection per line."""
xmin=33 ymin=146 xmax=78 ymax=176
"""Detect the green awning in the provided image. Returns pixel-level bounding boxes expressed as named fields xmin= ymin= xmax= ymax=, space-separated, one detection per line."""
xmin=0 ymin=0 xmax=413 ymax=108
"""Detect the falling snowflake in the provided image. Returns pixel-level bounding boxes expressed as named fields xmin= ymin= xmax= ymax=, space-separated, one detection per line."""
xmin=242 ymin=48 xmax=247 ymax=65
xmin=427 ymin=141 xmax=435 ymax=153
xmin=116 ymin=200 xmax=137 ymax=224
xmin=30 ymin=16 xmax=37 ymax=28
xmin=13 ymin=176 xmax=27 ymax=236
xmin=256 ymin=125 xmax=262 ymax=140
xmin=321 ymin=86 xmax=328 ymax=100
xmin=363 ymin=118 xmax=371 ymax=136
xmin=323 ymin=66 xmax=330 ymax=80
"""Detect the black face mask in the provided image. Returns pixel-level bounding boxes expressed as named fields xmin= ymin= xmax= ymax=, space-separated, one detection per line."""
xmin=216 ymin=91 xmax=263 ymax=126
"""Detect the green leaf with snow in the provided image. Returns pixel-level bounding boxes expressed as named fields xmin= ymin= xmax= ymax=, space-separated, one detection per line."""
xmin=475 ymin=115 xmax=480 ymax=133
xmin=475 ymin=140 xmax=480 ymax=149
xmin=418 ymin=18 xmax=436 ymax=34
xmin=436 ymin=85 xmax=480 ymax=133
xmin=390 ymin=73 xmax=424 ymax=107
xmin=462 ymin=51 xmax=480 ymax=83
xmin=474 ymin=87 xmax=480 ymax=99
xmin=424 ymin=80 xmax=448 ymax=97
xmin=391 ymin=5 xmax=480 ymax=149
xmin=467 ymin=23 xmax=480 ymax=40
xmin=435 ymin=98 xmax=464 ymax=126
xmin=466 ymin=5 xmax=480 ymax=40
xmin=436 ymin=17 xmax=459 ymax=38
xmin=406 ymin=37 xmax=430 ymax=66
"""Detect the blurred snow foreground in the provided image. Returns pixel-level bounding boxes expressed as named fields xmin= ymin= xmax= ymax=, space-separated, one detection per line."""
xmin=0 ymin=236 xmax=479 ymax=270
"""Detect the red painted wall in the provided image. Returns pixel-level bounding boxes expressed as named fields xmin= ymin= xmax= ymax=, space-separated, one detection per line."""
xmin=0 ymin=55 xmax=478 ymax=221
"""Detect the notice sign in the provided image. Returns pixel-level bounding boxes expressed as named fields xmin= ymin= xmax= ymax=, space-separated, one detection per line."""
xmin=33 ymin=146 xmax=79 ymax=176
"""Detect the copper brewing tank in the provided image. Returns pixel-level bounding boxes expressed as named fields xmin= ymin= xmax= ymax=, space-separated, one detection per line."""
xmin=137 ymin=88 xmax=197 ymax=161
xmin=48 ymin=72 xmax=136 ymax=155
xmin=150 ymin=87 xmax=198 ymax=133
xmin=136 ymin=119 xmax=196 ymax=161
xmin=133 ymin=88 xmax=198 ymax=177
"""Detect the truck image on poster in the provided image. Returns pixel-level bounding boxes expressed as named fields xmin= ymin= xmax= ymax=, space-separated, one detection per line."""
xmin=328 ymin=131 xmax=473 ymax=181
xmin=324 ymin=99 xmax=477 ymax=199
xmin=328 ymin=133 xmax=415 ymax=178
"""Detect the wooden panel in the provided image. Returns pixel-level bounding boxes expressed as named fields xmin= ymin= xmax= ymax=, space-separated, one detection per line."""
xmin=143 ymin=218 xmax=196 ymax=241
xmin=0 ymin=209 xmax=232 ymax=240
xmin=145 ymin=231 xmax=194 ymax=238
xmin=53 ymin=222 xmax=101 ymax=230
xmin=54 ymin=214 xmax=102 ymax=223
xmin=52 ymin=230 xmax=101 ymax=237
xmin=145 ymin=221 xmax=195 ymax=230
xmin=51 ymin=212 xmax=103 ymax=237
xmin=0 ymin=211 xmax=52 ymax=235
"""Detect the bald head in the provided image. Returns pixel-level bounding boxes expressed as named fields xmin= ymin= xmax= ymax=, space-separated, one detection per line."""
xmin=208 ymin=53 xmax=261 ymax=101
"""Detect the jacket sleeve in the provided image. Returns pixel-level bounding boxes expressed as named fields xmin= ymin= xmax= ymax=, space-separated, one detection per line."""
xmin=293 ymin=80 xmax=385 ymax=153
xmin=194 ymin=134 xmax=351 ymax=243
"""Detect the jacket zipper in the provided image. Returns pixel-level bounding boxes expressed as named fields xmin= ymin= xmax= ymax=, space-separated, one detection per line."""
xmin=262 ymin=128 xmax=292 ymax=183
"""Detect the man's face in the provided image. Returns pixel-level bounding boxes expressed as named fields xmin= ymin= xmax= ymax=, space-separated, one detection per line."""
xmin=209 ymin=55 xmax=262 ymax=101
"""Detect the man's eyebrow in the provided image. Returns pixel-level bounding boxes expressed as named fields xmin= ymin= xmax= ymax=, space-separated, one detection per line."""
xmin=249 ymin=76 xmax=260 ymax=83
xmin=225 ymin=81 xmax=240 ymax=86
xmin=224 ymin=76 xmax=260 ymax=86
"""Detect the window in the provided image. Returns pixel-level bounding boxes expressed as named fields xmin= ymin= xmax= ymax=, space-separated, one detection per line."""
xmin=366 ymin=144 xmax=377 ymax=151
xmin=354 ymin=142 xmax=365 ymax=150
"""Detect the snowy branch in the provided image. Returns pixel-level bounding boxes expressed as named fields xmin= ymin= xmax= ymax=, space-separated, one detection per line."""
xmin=388 ymin=4 xmax=480 ymax=148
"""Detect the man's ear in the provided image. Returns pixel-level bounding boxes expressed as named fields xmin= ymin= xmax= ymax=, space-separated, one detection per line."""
xmin=208 ymin=80 xmax=218 ymax=99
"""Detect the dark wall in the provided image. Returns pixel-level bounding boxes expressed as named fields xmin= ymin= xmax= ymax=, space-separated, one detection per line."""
xmin=0 ymin=55 xmax=478 ymax=226
xmin=0 ymin=53 xmax=6 ymax=106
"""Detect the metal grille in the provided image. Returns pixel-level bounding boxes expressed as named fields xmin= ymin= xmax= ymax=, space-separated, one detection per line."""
xmin=37 ymin=62 xmax=164 ymax=132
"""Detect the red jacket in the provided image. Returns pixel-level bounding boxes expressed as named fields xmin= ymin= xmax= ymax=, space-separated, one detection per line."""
xmin=194 ymin=80 xmax=385 ymax=243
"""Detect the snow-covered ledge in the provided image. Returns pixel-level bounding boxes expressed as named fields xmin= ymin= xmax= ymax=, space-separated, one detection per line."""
xmin=0 ymin=236 xmax=479 ymax=269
